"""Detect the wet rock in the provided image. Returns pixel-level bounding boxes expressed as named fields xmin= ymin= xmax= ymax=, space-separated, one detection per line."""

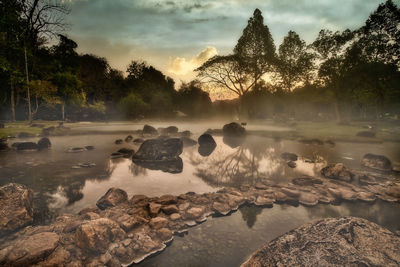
xmin=273 ymin=191 xmax=288 ymax=203
xmin=15 ymin=142 xmax=38 ymax=151
xmin=161 ymin=205 xmax=179 ymax=215
xmin=292 ymin=177 xmax=323 ymax=186
xmin=198 ymin=133 xmax=216 ymax=147
xmin=133 ymin=138 xmax=144 ymax=144
xmin=180 ymin=137 xmax=197 ymax=147
xmin=385 ymin=185 xmax=400 ymax=198
xmin=157 ymin=195 xmax=178 ymax=205
xmin=280 ymin=152 xmax=298 ymax=161
xmin=358 ymin=174 xmax=378 ymax=185
xmin=255 ymin=196 xmax=273 ymax=207
xmin=42 ymin=126 xmax=55 ymax=136
xmin=0 ymin=183 xmax=34 ymax=236
xmin=185 ymin=207 xmax=206 ymax=219
xmin=117 ymin=148 xmax=135 ymax=158
xmin=287 ymin=161 xmax=296 ymax=168
xmin=149 ymin=217 xmax=168 ymax=229
xmin=96 ymin=188 xmax=128 ymax=210
xmin=111 ymin=152 xmax=124 ymax=159
xmin=75 ymin=218 xmax=125 ymax=252
xmin=115 ymin=139 xmax=123 ymax=144
xmin=321 ymin=163 xmax=354 ymax=182
xmin=357 ymin=191 xmax=376 ymax=203
xmin=114 ymin=214 xmax=144 ymax=231
xmin=125 ymin=135 xmax=133 ymax=142
xmin=67 ymin=147 xmax=86 ymax=153
xmin=37 ymin=137 xmax=51 ymax=150
xmin=212 ymin=202 xmax=231 ymax=216
xmin=0 ymin=139 xmax=8 ymax=151
xmin=133 ymin=157 xmax=183 ymax=174
xmin=148 ymin=203 xmax=162 ymax=216
xmin=143 ymin=125 xmax=158 ymax=136
xmin=362 ymin=153 xmax=392 ymax=171
xmin=170 ymin=213 xmax=181 ymax=221
xmin=281 ymin=188 xmax=300 ymax=198
xmin=160 ymin=126 xmax=178 ymax=135
xmin=85 ymin=145 xmax=95 ymax=150
xmin=133 ymin=138 xmax=183 ymax=161
xmin=157 ymin=228 xmax=173 ymax=241
xmin=356 ymin=131 xmax=376 ymax=138
xmin=1 ymin=232 xmax=59 ymax=265
xmin=179 ymin=130 xmax=191 ymax=137
xmin=241 ymin=217 xmax=400 ymax=267
xmin=299 ymin=193 xmax=319 ymax=206
xmin=222 ymin=122 xmax=246 ymax=137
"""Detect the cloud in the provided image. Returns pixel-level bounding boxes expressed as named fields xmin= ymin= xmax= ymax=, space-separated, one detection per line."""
xmin=168 ymin=46 xmax=218 ymax=75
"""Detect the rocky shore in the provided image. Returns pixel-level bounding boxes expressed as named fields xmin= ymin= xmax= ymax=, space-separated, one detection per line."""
xmin=0 ymin=170 xmax=399 ymax=266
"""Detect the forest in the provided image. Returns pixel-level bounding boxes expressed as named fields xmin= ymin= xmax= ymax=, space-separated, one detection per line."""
xmin=0 ymin=0 xmax=399 ymax=122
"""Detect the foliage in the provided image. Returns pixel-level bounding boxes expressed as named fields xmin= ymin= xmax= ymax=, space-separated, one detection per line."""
xmin=118 ymin=93 xmax=149 ymax=118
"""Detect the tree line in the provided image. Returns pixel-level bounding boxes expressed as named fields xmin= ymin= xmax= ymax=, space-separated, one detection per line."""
xmin=0 ymin=0 xmax=399 ymax=122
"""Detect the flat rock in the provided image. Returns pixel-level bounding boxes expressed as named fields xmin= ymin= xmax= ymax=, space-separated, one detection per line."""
xmin=161 ymin=204 xmax=179 ymax=215
xmin=321 ymin=163 xmax=354 ymax=182
xmin=241 ymin=217 xmax=400 ymax=267
xmin=185 ymin=207 xmax=206 ymax=219
xmin=96 ymin=188 xmax=128 ymax=210
xmin=148 ymin=202 xmax=162 ymax=216
xmin=212 ymin=202 xmax=231 ymax=215
xmin=299 ymin=193 xmax=319 ymax=206
xmin=149 ymin=217 xmax=168 ymax=229
xmin=362 ymin=153 xmax=392 ymax=171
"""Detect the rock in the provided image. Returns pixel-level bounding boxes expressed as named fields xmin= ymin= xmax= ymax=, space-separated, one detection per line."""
xmin=362 ymin=153 xmax=392 ymax=171
xmin=180 ymin=137 xmax=197 ymax=147
xmin=157 ymin=195 xmax=178 ymax=205
xmin=321 ymin=163 xmax=354 ymax=182
xmin=274 ymin=191 xmax=287 ymax=203
xmin=255 ymin=196 xmax=273 ymax=207
xmin=179 ymin=130 xmax=191 ymax=137
xmin=117 ymin=148 xmax=135 ymax=158
xmin=212 ymin=202 xmax=231 ymax=216
xmin=161 ymin=205 xmax=179 ymax=215
xmin=75 ymin=218 xmax=125 ymax=252
xmin=287 ymin=161 xmax=296 ymax=168
xmin=37 ymin=137 xmax=51 ymax=150
xmin=2 ymin=232 xmax=59 ymax=265
xmin=0 ymin=139 xmax=8 ymax=151
xmin=115 ymin=139 xmax=123 ymax=144
xmin=222 ymin=122 xmax=246 ymax=137
xmin=133 ymin=138 xmax=144 ymax=144
xmin=299 ymin=193 xmax=319 ymax=206
xmin=356 ymin=131 xmax=376 ymax=138
xmin=0 ymin=183 xmax=34 ymax=235
xmin=292 ymin=177 xmax=323 ymax=186
xmin=198 ymin=133 xmax=216 ymax=147
xmin=133 ymin=138 xmax=183 ymax=161
xmin=280 ymin=152 xmax=298 ymax=161
xmin=114 ymin=214 xmax=143 ymax=231
xmin=42 ymin=126 xmax=55 ymax=136
xmin=149 ymin=217 xmax=168 ymax=229
xmin=148 ymin=203 xmax=162 ymax=216
xmin=281 ymin=188 xmax=300 ymax=198
xmin=185 ymin=207 xmax=206 ymax=219
xmin=96 ymin=188 xmax=128 ymax=210
xmin=15 ymin=142 xmax=38 ymax=151
xmin=143 ymin=125 xmax=158 ymax=136
xmin=0 ymin=122 xmax=4 ymax=128
xmin=133 ymin=157 xmax=183 ymax=174
xmin=160 ymin=126 xmax=178 ymax=135
xmin=241 ymin=217 xmax=400 ymax=267
xmin=111 ymin=152 xmax=124 ymax=159
xmin=198 ymin=143 xmax=216 ymax=157
xmin=157 ymin=228 xmax=173 ymax=241
xmin=385 ymin=185 xmax=400 ymax=198
xmin=170 ymin=213 xmax=181 ymax=221
xmin=325 ymin=139 xmax=335 ymax=146
xmin=67 ymin=147 xmax=86 ymax=153
xmin=357 ymin=191 xmax=376 ymax=203
xmin=358 ymin=174 xmax=378 ymax=185
xmin=85 ymin=145 xmax=95 ymax=150
xmin=125 ymin=135 xmax=133 ymax=142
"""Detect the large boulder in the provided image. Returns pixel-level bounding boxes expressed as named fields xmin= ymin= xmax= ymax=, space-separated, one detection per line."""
xmin=0 ymin=183 xmax=34 ymax=235
xmin=362 ymin=153 xmax=392 ymax=171
xmin=241 ymin=217 xmax=400 ymax=267
xmin=37 ymin=137 xmax=51 ymax=150
xmin=133 ymin=138 xmax=183 ymax=161
xmin=142 ymin=125 xmax=158 ymax=136
xmin=222 ymin=122 xmax=246 ymax=137
xmin=96 ymin=188 xmax=128 ymax=210
xmin=321 ymin=163 xmax=354 ymax=182
xmin=160 ymin=126 xmax=178 ymax=135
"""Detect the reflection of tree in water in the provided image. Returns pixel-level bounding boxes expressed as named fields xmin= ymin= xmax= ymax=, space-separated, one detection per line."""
xmin=239 ymin=205 xmax=263 ymax=228
xmin=129 ymin=162 xmax=148 ymax=176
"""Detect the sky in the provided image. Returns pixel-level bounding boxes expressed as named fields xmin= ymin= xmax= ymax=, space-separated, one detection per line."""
xmin=66 ymin=0 xmax=399 ymax=85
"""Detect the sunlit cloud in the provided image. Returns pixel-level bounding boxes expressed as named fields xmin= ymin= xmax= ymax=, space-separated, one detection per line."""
xmin=168 ymin=46 xmax=218 ymax=75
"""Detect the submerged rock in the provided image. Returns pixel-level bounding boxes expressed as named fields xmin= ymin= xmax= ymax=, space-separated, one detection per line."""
xmin=222 ymin=122 xmax=246 ymax=137
xmin=321 ymin=163 xmax=354 ymax=182
xmin=287 ymin=161 xmax=296 ymax=168
xmin=143 ymin=125 xmax=158 ymax=136
xmin=280 ymin=152 xmax=298 ymax=161
xmin=67 ymin=147 xmax=86 ymax=153
xmin=362 ymin=153 xmax=392 ymax=171
xmin=133 ymin=138 xmax=183 ymax=161
xmin=96 ymin=188 xmax=128 ymax=210
xmin=0 ymin=139 xmax=9 ymax=151
xmin=115 ymin=139 xmax=123 ymax=144
xmin=356 ymin=131 xmax=376 ymax=138
xmin=0 ymin=183 xmax=34 ymax=236
xmin=241 ymin=217 xmax=400 ymax=267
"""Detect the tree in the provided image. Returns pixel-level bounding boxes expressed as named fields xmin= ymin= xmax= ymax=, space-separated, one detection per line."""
xmin=275 ymin=31 xmax=315 ymax=92
xmin=176 ymin=80 xmax=212 ymax=117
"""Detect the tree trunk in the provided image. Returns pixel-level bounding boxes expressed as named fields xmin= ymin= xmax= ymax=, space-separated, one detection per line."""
xmin=61 ymin=102 xmax=65 ymax=121
xmin=24 ymin=46 xmax=32 ymax=122
xmin=10 ymin=75 xmax=15 ymax=122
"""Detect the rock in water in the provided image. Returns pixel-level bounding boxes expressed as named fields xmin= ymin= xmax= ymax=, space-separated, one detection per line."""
xmin=133 ymin=138 xmax=183 ymax=161
xmin=280 ymin=152 xmax=298 ymax=161
xmin=222 ymin=122 xmax=246 ymax=137
xmin=356 ymin=131 xmax=376 ymax=138
xmin=241 ymin=217 xmax=400 ymax=267
xmin=198 ymin=134 xmax=216 ymax=157
xmin=160 ymin=126 xmax=178 ymax=135
xmin=0 ymin=183 xmax=34 ymax=236
xmin=321 ymin=163 xmax=354 ymax=182
xmin=96 ymin=188 xmax=128 ymax=210
xmin=117 ymin=148 xmax=135 ymax=158
xmin=362 ymin=153 xmax=392 ymax=171
xmin=15 ymin=142 xmax=38 ymax=151
xmin=37 ymin=137 xmax=51 ymax=150
xmin=0 ymin=139 xmax=9 ymax=151
xmin=142 ymin=125 xmax=158 ymax=136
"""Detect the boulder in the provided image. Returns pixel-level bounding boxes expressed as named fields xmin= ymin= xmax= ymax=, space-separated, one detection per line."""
xmin=198 ymin=134 xmax=216 ymax=157
xmin=198 ymin=144 xmax=216 ymax=157
xmin=160 ymin=126 xmax=178 ymax=135
xmin=15 ymin=142 xmax=38 ymax=151
xmin=0 ymin=183 xmax=34 ymax=235
xmin=280 ymin=152 xmax=298 ymax=161
xmin=222 ymin=122 xmax=246 ymax=137
xmin=75 ymin=218 xmax=125 ymax=252
xmin=117 ymin=148 xmax=135 ymax=158
xmin=96 ymin=188 xmax=128 ymax=210
xmin=133 ymin=138 xmax=183 ymax=161
xmin=356 ymin=131 xmax=376 ymax=138
xmin=1 ymin=232 xmax=59 ymax=265
xmin=321 ymin=163 xmax=354 ymax=182
xmin=362 ymin=153 xmax=392 ymax=171
xmin=37 ymin=137 xmax=51 ymax=150
xmin=125 ymin=135 xmax=133 ymax=142
xmin=142 ymin=125 xmax=158 ymax=136
xmin=148 ymin=203 xmax=162 ymax=216
xmin=241 ymin=217 xmax=400 ymax=267
xmin=115 ymin=139 xmax=123 ymax=144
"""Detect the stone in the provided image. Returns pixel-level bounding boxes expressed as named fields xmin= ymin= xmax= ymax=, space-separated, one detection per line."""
xmin=185 ymin=207 xmax=206 ymax=219
xmin=2 ymin=232 xmax=59 ymax=265
xmin=222 ymin=122 xmax=246 ymax=137
xmin=321 ymin=163 xmax=354 ymax=182
xmin=148 ymin=202 xmax=162 ymax=216
xmin=299 ymin=193 xmax=319 ymax=206
xmin=273 ymin=191 xmax=287 ymax=202
xmin=37 ymin=137 xmax=51 ymax=150
xmin=0 ymin=183 xmax=34 ymax=235
xmin=198 ymin=143 xmax=216 ymax=157
xmin=292 ymin=177 xmax=323 ymax=186
xmin=255 ymin=196 xmax=273 ymax=207
xmin=362 ymin=153 xmax=392 ymax=171
xmin=117 ymin=148 xmax=135 ymax=158
xmin=358 ymin=174 xmax=378 ymax=185
xmin=157 ymin=228 xmax=173 ymax=241
xmin=357 ymin=191 xmax=376 ymax=203
xmin=160 ymin=126 xmax=178 ymax=135
xmin=157 ymin=195 xmax=178 ymax=205
xmin=161 ymin=205 xmax=179 ymax=215
xmin=149 ymin=217 xmax=168 ymax=229
xmin=114 ymin=214 xmax=143 ymax=231
xmin=142 ymin=125 xmax=158 ymax=136
xmin=133 ymin=138 xmax=183 ymax=161
xmin=75 ymin=218 xmax=125 ymax=252
xmin=287 ymin=161 xmax=296 ymax=168
xmin=125 ymin=135 xmax=133 ymax=142
xmin=241 ymin=217 xmax=400 ymax=267
xmin=170 ymin=213 xmax=181 ymax=221
xmin=115 ymin=139 xmax=123 ymax=144
xmin=96 ymin=188 xmax=128 ymax=210
xmin=356 ymin=131 xmax=376 ymax=138
xmin=280 ymin=152 xmax=298 ymax=161
xmin=15 ymin=142 xmax=38 ymax=151
xmin=281 ymin=188 xmax=300 ymax=198
xmin=179 ymin=130 xmax=191 ymax=137
xmin=212 ymin=202 xmax=231 ymax=216
xmin=198 ymin=133 xmax=216 ymax=147
xmin=0 ymin=139 xmax=8 ymax=151
xmin=385 ymin=185 xmax=400 ymax=198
